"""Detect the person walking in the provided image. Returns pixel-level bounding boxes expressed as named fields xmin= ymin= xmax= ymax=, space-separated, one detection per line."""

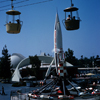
xmin=2 ymin=86 xmax=5 ymax=95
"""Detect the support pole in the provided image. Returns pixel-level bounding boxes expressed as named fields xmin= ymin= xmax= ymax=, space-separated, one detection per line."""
xmin=62 ymin=80 xmax=66 ymax=95
xmin=71 ymin=0 xmax=72 ymax=7
xmin=55 ymin=53 xmax=58 ymax=74
xmin=67 ymin=79 xmax=80 ymax=94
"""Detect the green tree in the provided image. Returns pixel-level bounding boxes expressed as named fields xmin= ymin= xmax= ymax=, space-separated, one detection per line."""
xmin=78 ymin=55 xmax=84 ymax=67
xmin=29 ymin=55 xmax=41 ymax=79
xmin=0 ymin=59 xmax=2 ymax=77
xmin=84 ymin=57 xmax=90 ymax=67
xmin=0 ymin=45 xmax=12 ymax=79
xmin=65 ymin=48 xmax=78 ymax=65
xmin=95 ymin=55 xmax=100 ymax=67
xmin=89 ymin=56 xmax=96 ymax=67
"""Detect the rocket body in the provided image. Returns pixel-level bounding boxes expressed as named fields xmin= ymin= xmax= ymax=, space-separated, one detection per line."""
xmin=54 ymin=13 xmax=63 ymax=64
xmin=54 ymin=13 xmax=68 ymax=77
xmin=54 ymin=13 xmax=63 ymax=53
xmin=45 ymin=13 xmax=64 ymax=78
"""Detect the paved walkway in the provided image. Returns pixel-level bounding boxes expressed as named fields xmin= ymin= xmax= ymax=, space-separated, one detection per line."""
xmin=0 ymin=80 xmax=100 ymax=100
xmin=0 ymin=82 xmax=34 ymax=100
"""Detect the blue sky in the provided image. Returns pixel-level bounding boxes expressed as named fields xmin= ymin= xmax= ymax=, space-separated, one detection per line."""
xmin=0 ymin=0 xmax=100 ymax=59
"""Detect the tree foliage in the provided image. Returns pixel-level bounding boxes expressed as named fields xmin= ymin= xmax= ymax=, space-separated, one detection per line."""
xmin=65 ymin=48 xmax=78 ymax=66
xmin=29 ymin=55 xmax=41 ymax=79
xmin=65 ymin=48 xmax=100 ymax=67
xmin=0 ymin=45 xmax=12 ymax=79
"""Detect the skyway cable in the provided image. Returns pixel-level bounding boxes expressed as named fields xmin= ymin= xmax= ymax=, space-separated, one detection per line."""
xmin=0 ymin=0 xmax=53 ymax=11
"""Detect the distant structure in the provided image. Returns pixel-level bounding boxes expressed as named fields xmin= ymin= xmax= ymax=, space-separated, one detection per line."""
xmin=10 ymin=53 xmax=73 ymax=82
xmin=10 ymin=53 xmax=25 ymax=69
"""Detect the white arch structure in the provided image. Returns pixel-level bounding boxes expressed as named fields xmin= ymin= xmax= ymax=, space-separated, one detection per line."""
xmin=11 ymin=53 xmax=73 ymax=82
xmin=11 ymin=54 xmax=54 ymax=82
xmin=11 ymin=57 xmax=30 ymax=82
xmin=10 ymin=53 xmax=25 ymax=68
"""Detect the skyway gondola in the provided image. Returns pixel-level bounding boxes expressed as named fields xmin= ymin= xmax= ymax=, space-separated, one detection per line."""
xmin=6 ymin=0 xmax=23 ymax=34
xmin=63 ymin=0 xmax=80 ymax=30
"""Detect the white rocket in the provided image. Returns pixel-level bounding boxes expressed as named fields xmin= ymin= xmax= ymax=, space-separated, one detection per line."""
xmin=54 ymin=13 xmax=68 ymax=78
xmin=54 ymin=12 xmax=63 ymax=69
xmin=54 ymin=12 xmax=63 ymax=54
xmin=45 ymin=12 xmax=65 ymax=78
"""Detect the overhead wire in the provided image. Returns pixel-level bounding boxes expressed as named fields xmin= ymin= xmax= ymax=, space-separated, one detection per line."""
xmin=0 ymin=0 xmax=30 ymax=9
xmin=0 ymin=0 xmax=53 ymax=11
xmin=13 ymin=0 xmax=30 ymax=5
xmin=0 ymin=0 xmax=10 ymax=3
xmin=14 ymin=0 xmax=53 ymax=8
